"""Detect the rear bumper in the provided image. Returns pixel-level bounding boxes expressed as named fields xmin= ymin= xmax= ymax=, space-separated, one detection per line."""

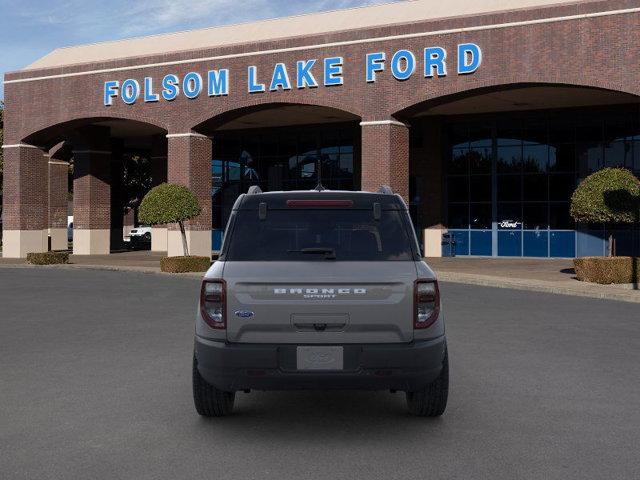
xmin=194 ymin=335 xmax=447 ymax=392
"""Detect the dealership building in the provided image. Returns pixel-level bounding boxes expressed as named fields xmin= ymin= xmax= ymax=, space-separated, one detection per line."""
xmin=3 ymin=0 xmax=640 ymax=258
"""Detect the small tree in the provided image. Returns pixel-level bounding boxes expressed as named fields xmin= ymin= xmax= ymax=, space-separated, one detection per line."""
xmin=570 ymin=168 xmax=640 ymax=256
xmin=138 ymin=183 xmax=202 ymax=256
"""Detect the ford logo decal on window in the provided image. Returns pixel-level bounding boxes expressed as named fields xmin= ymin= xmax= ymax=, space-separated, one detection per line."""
xmin=235 ymin=310 xmax=255 ymax=318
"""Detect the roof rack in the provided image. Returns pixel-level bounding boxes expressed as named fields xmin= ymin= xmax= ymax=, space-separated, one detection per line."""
xmin=378 ymin=185 xmax=394 ymax=195
xmin=247 ymin=185 xmax=263 ymax=195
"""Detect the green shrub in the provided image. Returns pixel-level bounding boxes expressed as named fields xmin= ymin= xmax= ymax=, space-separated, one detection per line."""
xmin=139 ymin=183 xmax=202 ymax=256
xmin=27 ymin=251 xmax=70 ymax=265
xmin=570 ymin=168 xmax=640 ymax=224
xmin=574 ymin=256 xmax=640 ymax=284
xmin=160 ymin=256 xmax=211 ymax=273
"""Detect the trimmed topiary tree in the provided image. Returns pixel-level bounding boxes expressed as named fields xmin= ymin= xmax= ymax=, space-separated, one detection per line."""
xmin=570 ymin=168 xmax=640 ymax=256
xmin=139 ymin=183 xmax=202 ymax=256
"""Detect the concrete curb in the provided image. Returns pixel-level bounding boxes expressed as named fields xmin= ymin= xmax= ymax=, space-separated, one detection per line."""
xmin=436 ymin=271 xmax=640 ymax=304
xmin=0 ymin=263 xmax=205 ymax=278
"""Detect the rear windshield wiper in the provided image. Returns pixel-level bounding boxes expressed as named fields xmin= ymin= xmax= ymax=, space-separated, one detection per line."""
xmin=287 ymin=247 xmax=336 ymax=260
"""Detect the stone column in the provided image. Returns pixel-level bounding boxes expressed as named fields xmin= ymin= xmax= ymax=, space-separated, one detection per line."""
xmin=48 ymin=158 xmax=69 ymax=251
xmin=166 ymin=132 xmax=212 ymax=258
xmin=360 ymin=120 xmax=410 ymax=202
xmin=150 ymin=134 xmax=168 ymax=252
xmin=1 ymin=144 xmax=49 ymax=258
xmin=72 ymin=127 xmax=112 ymax=255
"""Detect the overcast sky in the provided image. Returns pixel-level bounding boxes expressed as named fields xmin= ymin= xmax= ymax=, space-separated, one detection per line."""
xmin=0 ymin=0 xmax=402 ymax=100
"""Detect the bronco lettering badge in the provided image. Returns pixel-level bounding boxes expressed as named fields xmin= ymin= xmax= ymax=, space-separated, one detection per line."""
xmin=234 ymin=310 xmax=255 ymax=318
xmin=274 ymin=288 xmax=367 ymax=299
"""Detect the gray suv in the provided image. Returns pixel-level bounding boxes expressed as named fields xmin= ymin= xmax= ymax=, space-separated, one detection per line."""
xmin=193 ymin=187 xmax=448 ymax=417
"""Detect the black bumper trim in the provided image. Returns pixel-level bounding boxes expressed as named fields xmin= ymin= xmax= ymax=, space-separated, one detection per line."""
xmin=194 ymin=336 xmax=446 ymax=392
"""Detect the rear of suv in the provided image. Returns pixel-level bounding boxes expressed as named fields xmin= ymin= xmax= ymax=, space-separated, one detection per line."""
xmin=193 ymin=187 xmax=448 ymax=417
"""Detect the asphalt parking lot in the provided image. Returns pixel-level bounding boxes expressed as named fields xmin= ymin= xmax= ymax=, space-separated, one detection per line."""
xmin=1 ymin=268 xmax=639 ymax=480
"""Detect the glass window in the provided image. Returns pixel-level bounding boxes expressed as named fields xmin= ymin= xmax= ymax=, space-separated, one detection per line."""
xmin=498 ymin=203 xmax=522 ymax=230
xmin=449 ymin=148 xmax=469 ymax=174
xmin=523 ymin=145 xmax=548 ymax=173
xmin=449 ymin=124 xmax=469 ymax=148
xmin=605 ymin=115 xmax=635 ymax=141
xmin=212 ymin=124 xmax=357 ymax=231
xmin=634 ymin=142 xmax=640 ymax=172
xmin=523 ymin=204 xmax=548 ymax=229
xmin=549 ymin=174 xmax=576 ymax=201
xmin=497 ymin=175 xmax=521 ymax=202
xmin=469 ymin=125 xmax=492 ymax=148
xmin=298 ymin=133 xmax=317 ymax=156
xmin=469 ymin=147 xmax=492 ymax=173
xmin=497 ymin=145 xmax=522 ymax=173
xmin=470 ymin=203 xmax=492 ymax=229
xmin=447 ymin=176 xmax=469 ymax=203
xmin=445 ymin=106 xmax=640 ymax=258
xmin=576 ymin=120 xmax=602 ymax=143
xmin=226 ymin=210 xmax=416 ymax=261
xmin=339 ymin=154 xmax=354 ymax=176
xmin=497 ymin=121 xmax=522 ymax=146
xmin=549 ymin=144 xmax=575 ymax=172
xmin=279 ymin=134 xmax=297 ymax=160
xmin=470 ymin=175 xmax=492 ymax=202
xmin=523 ymin=121 xmax=548 ymax=145
xmin=523 ymin=175 xmax=548 ymax=202
xmin=577 ymin=143 xmax=603 ymax=175
xmin=548 ymin=118 xmax=574 ymax=144
xmin=448 ymin=204 xmax=469 ymax=229
xmin=604 ymin=140 xmax=632 ymax=168
xmin=549 ymin=202 xmax=573 ymax=229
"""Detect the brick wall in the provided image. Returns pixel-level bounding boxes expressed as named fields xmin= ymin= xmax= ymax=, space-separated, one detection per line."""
xmin=2 ymin=146 xmax=48 ymax=230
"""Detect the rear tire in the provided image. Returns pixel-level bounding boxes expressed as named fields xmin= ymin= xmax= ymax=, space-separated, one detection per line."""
xmin=192 ymin=354 xmax=235 ymax=417
xmin=406 ymin=347 xmax=449 ymax=417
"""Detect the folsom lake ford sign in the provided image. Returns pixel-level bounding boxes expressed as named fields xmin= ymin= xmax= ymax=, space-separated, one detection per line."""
xmin=103 ymin=43 xmax=482 ymax=106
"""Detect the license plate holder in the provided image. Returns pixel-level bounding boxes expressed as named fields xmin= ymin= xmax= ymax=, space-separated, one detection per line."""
xmin=296 ymin=346 xmax=344 ymax=371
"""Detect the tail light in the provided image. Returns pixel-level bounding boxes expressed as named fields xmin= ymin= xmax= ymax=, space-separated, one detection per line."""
xmin=414 ymin=280 xmax=440 ymax=329
xmin=200 ymin=279 xmax=226 ymax=329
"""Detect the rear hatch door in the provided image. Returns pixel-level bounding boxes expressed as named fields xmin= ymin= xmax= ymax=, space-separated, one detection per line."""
xmin=224 ymin=261 xmax=416 ymax=344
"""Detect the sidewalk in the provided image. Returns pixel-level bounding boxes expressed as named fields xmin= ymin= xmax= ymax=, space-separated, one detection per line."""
xmin=426 ymin=257 xmax=640 ymax=303
xmin=1 ymin=252 xmax=639 ymax=303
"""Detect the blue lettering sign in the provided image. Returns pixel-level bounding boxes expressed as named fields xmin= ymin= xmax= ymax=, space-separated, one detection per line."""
xmin=144 ymin=77 xmax=159 ymax=102
xmin=390 ymin=50 xmax=415 ymax=81
xmin=248 ymin=66 xmax=265 ymax=93
xmin=208 ymin=69 xmax=229 ymax=96
xmin=366 ymin=52 xmax=385 ymax=83
xmin=101 ymin=45 xmax=483 ymax=105
xmin=183 ymin=72 xmax=203 ymax=99
xmin=324 ymin=57 xmax=344 ymax=86
xmin=104 ymin=80 xmax=119 ymax=106
xmin=121 ymin=79 xmax=140 ymax=104
xmin=424 ymin=47 xmax=447 ymax=77
xmin=270 ymin=63 xmax=292 ymax=91
xmin=296 ymin=60 xmax=318 ymax=89
xmin=458 ymin=43 xmax=482 ymax=74
xmin=161 ymin=74 xmax=179 ymax=101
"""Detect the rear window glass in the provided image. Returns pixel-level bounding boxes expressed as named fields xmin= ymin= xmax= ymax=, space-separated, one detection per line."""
xmin=225 ymin=209 xmax=417 ymax=261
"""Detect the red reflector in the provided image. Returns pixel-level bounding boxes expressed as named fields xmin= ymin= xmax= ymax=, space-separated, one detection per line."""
xmin=286 ymin=199 xmax=354 ymax=207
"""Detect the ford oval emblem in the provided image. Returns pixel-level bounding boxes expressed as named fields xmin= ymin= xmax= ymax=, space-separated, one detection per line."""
xmin=234 ymin=310 xmax=255 ymax=318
